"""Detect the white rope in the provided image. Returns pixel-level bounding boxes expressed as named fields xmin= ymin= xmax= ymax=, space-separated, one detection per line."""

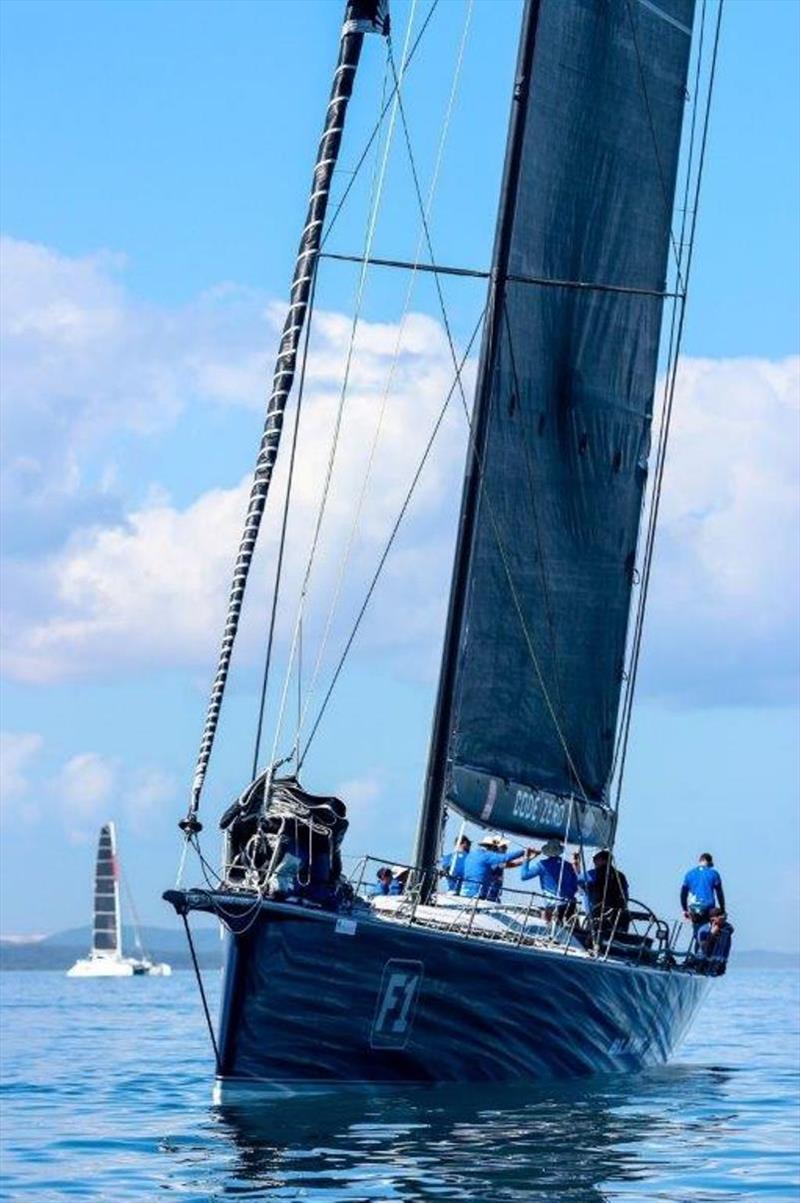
xmin=263 ymin=1 xmax=420 ymax=791
xmin=292 ymin=0 xmax=474 ymax=754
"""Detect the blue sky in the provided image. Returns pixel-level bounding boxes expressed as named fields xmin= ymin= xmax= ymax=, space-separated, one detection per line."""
xmin=1 ymin=0 xmax=798 ymax=951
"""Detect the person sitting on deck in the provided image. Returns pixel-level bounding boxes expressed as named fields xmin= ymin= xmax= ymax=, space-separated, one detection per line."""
xmin=573 ymin=848 xmax=630 ymax=934
xmin=460 ymin=835 xmax=525 ymax=901
xmin=440 ymin=836 xmax=472 ymax=894
xmin=389 ymin=865 xmax=409 ymax=896
xmin=520 ymin=840 xmax=578 ymax=921
xmin=695 ymin=907 xmax=734 ymax=975
xmin=681 ymin=852 xmax=725 ymax=936
xmin=371 ymin=866 xmax=393 ymax=896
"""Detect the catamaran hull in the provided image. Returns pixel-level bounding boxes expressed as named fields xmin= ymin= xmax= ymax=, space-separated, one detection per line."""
xmin=66 ymin=957 xmax=172 ymax=978
xmin=212 ymin=900 xmax=709 ymax=1100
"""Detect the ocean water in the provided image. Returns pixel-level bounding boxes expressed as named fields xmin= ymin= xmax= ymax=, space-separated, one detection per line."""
xmin=1 ymin=968 xmax=798 ymax=1201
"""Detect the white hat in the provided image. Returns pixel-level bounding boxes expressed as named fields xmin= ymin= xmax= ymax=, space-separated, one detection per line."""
xmin=390 ymin=864 xmax=410 ymax=878
xmin=541 ymin=840 xmax=564 ymax=857
xmin=478 ymin=835 xmax=507 ymax=850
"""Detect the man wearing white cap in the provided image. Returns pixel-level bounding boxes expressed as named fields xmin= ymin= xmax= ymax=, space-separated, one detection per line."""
xmin=521 ymin=840 xmax=578 ymax=921
xmin=460 ymin=835 xmax=525 ymax=900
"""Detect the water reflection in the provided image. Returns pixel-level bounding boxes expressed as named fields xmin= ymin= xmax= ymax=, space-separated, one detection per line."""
xmin=212 ymin=1067 xmax=736 ymax=1201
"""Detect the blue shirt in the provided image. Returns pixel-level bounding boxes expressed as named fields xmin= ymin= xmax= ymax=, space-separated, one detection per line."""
xmin=681 ymin=865 xmax=723 ymax=911
xmin=461 ymin=847 xmax=524 ymax=899
xmin=520 ymin=855 xmax=578 ymax=901
xmin=441 ymin=850 xmax=468 ymax=893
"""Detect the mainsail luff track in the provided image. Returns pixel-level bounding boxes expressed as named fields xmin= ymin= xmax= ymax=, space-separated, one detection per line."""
xmin=187 ymin=1 xmax=388 ymax=817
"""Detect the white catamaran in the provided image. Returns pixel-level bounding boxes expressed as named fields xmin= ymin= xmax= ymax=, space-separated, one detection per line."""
xmin=68 ymin=822 xmax=171 ymax=978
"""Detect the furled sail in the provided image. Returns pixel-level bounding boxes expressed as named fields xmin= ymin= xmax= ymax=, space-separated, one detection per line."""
xmin=92 ymin=822 xmax=121 ymax=957
xmin=430 ymin=0 xmax=695 ymax=849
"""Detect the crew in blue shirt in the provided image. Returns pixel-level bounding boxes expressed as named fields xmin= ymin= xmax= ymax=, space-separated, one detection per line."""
xmin=460 ymin=836 xmax=525 ymax=900
xmin=521 ymin=840 xmax=578 ymax=920
xmin=681 ymin=852 xmax=725 ymax=931
xmin=696 ymin=907 xmax=734 ymax=975
xmin=370 ymin=866 xmax=393 ymax=896
xmin=440 ymin=835 xmax=472 ymax=894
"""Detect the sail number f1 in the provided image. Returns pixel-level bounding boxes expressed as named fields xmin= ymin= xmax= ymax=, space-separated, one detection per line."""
xmin=371 ymin=959 xmax=424 ymax=1049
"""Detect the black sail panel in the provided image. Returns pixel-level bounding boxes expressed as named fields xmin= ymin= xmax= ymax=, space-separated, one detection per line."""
xmin=447 ymin=0 xmax=694 ymax=841
xmin=93 ymin=823 xmax=120 ymax=955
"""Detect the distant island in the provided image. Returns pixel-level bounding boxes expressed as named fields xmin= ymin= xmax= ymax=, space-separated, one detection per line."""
xmin=0 ymin=926 xmax=797 ymax=972
xmin=0 ymin=924 xmax=221 ymax=971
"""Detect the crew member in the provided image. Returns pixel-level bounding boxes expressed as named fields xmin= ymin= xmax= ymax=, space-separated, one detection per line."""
xmin=389 ymin=865 xmax=409 ymax=896
xmin=681 ymin=852 xmax=725 ymax=933
xmin=461 ymin=835 xmax=525 ymax=900
xmin=573 ymin=848 xmax=630 ymax=934
xmin=441 ymin=835 xmax=472 ymax=894
xmin=696 ymin=907 xmax=734 ymax=974
xmin=373 ymin=866 xmax=393 ymax=896
xmin=521 ymin=840 xmax=578 ymax=920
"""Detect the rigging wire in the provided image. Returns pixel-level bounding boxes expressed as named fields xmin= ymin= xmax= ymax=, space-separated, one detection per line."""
xmin=610 ymin=0 xmax=708 ymax=787
xmin=251 ymin=266 xmax=319 ymax=778
xmin=293 ymin=0 xmax=474 ymax=757
xmin=321 ymin=0 xmax=440 ymax=250
xmin=264 ymin=1 xmax=420 ymax=789
xmin=298 ymin=306 xmax=486 ymax=766
xmin=119 ymin=867 xmax=146 ymax=959
xmin=386 ymin=40 xmax=590 ymax=801
xmin=623 ymin=0 xmax=690 ymax=294
xmin=612 ymin=0 xmax=724 ymax=812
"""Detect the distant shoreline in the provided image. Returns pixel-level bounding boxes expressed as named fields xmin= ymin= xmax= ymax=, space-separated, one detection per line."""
xmin=1 ymin=926 xmax=797 ymax=973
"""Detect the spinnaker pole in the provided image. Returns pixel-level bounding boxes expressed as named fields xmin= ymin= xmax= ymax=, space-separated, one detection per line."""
xmin=412 ymin=0 xmax=540 ymax=888
xmin=184 ymin=0 xmax=389 ymax=827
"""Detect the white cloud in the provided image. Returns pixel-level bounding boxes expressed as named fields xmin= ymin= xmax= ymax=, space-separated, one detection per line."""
xmin=57 ymin=752 xmax=116 ymax=823
xmin=0 ymin=236 xmax=279 ymax=554
xmin=642 ymin=355 xmax=799 ymax=704
xmin=2 ymin=299 xmax=467 ymax=686
xmin=123 ymin=768 xmax=178 ymax=833
xmin=1 ymin=238 xmax=797 ymax=708
xmin=0 ymin=731 xmax=44 ymax=822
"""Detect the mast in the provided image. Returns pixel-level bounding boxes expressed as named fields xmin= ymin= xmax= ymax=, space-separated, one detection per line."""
xmin=413 ymin=0 xmax=541 ymax=884
xmin=185 ymin=0 xmax=389 ymax=826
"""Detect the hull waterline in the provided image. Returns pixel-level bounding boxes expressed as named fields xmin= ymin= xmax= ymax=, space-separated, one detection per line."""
xmin=196 ymin=896 xmax=709 ymax=1099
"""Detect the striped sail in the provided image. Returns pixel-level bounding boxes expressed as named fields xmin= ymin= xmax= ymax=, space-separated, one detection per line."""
xmin=92 ymin=823 xmax=121 ymax=957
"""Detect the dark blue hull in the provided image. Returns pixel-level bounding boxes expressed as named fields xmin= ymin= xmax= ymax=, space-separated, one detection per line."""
xmin=209 ymin=897 xmax=709 ymax=1098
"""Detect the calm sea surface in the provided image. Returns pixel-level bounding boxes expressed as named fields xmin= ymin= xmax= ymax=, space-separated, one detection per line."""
xmin=1 ymin=968 xmax=798 ymax=1201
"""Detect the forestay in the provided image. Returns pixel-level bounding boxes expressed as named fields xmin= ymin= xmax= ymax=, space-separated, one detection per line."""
xmin=446 ymin=0 xmax=695 ymax=843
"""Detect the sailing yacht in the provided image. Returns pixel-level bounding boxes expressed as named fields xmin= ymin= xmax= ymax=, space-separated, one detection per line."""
xmin=165 ymin=0 xmax=726 ymax=1097
xmin=68 ymin=822 xmax=171 ymax=978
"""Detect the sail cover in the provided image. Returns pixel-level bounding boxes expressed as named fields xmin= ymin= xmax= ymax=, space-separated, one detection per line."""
xmin=447 ymin=0 xmax=694 ymax=844
xmin=93 ymin=823 xmax=121 ymax=956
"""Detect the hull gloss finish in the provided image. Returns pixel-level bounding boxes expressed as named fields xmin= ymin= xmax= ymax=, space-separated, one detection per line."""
xmin=204 ymin=897 xmax=709 ymax=1097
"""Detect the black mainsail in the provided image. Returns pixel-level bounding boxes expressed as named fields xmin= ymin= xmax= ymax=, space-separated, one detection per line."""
xmin=417 ymin=0 xmax=695 ymax=862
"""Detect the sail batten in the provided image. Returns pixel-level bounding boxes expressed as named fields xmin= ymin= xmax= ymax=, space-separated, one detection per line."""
xmin=422 ymin=0 xmax=695 ymax=849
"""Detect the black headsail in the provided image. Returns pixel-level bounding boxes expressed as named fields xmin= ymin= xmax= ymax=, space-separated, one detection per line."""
xmin=416 ymin=0 xmax=695 ymax=869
